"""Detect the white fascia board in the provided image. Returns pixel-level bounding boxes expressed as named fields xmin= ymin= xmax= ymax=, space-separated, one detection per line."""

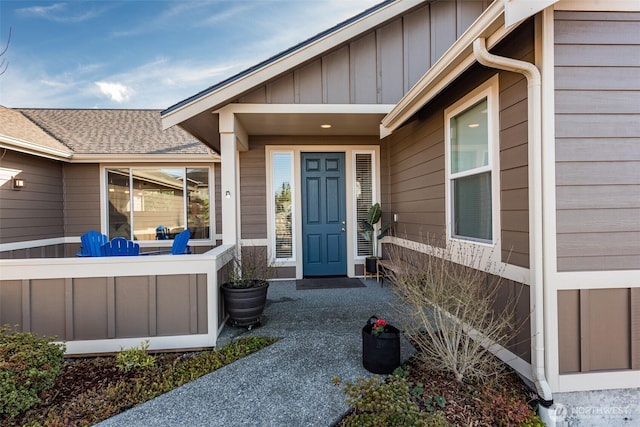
xmin=504 ymin=0 xmax=559 ymax=28
xmin=381 ymin=0 xmax=509 ymax=135
xmin=0 ymin=136 xmax=73 ymax=161
xmin=216 ymin=103 xmax=395 ymax=115
xmin=161 ymin=0 xmax=424 ymax=129
xmin=555 ymin=0 xmax=640 ymax=11
xmin=70 ymin=153 xmax=220 ymax=163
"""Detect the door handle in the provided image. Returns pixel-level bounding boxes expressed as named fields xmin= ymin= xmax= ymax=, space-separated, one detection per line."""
xmin=341 ymin=227 xmax=346 ymax=232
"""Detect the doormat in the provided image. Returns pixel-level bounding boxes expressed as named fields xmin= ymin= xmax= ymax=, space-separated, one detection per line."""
xmin=296 ymin=277 xmax=365 ymax=290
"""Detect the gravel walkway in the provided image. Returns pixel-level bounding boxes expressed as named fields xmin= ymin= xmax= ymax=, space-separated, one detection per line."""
xmin=96 ymin=278 xmax=414 ymax=427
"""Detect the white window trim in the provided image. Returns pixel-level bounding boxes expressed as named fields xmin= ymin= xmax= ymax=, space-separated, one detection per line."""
xmin=444 ymin=74 xmax=501 ymax=253
xmin=352 ymin=150 xmax=377 ymax=260
xmin=266 ymin=150 xmax=296 ymax=263
xmin=100 ymin=164 xmax=216 ymax=244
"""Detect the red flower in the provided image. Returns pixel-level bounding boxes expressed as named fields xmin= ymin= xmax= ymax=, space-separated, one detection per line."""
xmin=372 ymin=318 xmax=388 ymax=336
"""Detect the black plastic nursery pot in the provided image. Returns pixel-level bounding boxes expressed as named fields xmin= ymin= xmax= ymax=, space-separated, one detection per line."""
xmin=362 ymin=318 xmax=401 ymax=374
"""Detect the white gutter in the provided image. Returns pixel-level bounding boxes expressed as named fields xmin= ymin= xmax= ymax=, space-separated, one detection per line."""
xmin=473 ymin=37 xmax=554 ymax=423
xmin=1 ymin=136 xmax=73 ymax=161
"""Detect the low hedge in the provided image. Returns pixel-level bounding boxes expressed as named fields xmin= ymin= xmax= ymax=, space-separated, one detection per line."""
xmin=0 ymin=326 xmax=66 ymax=418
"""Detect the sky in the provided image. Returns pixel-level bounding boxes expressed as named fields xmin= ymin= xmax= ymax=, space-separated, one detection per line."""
xmin=0 ymin=0 xmax=382 ymax=110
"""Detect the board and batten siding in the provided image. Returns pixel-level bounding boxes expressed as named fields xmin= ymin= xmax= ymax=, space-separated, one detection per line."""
xmin=238 ymin=1 xmax=493 ymax=106
xmin=558 ymin=287 xmax=640 ymax=374
xmin=381 ymin=19 xmax=534 ymax=268
xmin=554 ymin=11 xmax=640 ymax=272
xmin=0 ymin=274 xmax=208 ymax=341
xmin=0 ymin=150 xmax=64 ymax=243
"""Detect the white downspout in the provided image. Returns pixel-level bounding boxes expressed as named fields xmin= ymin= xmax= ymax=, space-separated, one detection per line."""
xmin=472 ymin=38 xmax=555 ymax=424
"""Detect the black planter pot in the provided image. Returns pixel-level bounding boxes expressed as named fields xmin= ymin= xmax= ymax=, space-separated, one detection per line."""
xmin=362 ymin=317 xmax=400 ymax=374
xmin=221 ymin=281 xmax=269 ymax=328
xmin=365 ymin=257 xmax=378 ymax=274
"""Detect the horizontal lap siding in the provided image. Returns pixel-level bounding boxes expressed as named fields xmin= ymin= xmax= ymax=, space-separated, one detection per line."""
xmin=63 ymin=163 xmax=101 ymax=237
xmin=498 ymin=43 xmax=531 ymax=267
xmin=0 ymin=150 xmax=64 ymax=243
xmin=238 ymin=1 xmax=491 ymax=105
xmin=383 ymin=19 xmax=533 ymax=267
xmin=554 ymin=11 xmax=640 ymax=271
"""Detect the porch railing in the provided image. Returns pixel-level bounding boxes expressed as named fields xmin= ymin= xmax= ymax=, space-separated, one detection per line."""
xmin=0 ymin=244 xmax=235 ymax=355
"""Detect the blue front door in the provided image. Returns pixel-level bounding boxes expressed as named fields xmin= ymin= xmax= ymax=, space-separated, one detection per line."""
xmin=301 ymin=152 xmax=347 ymax=276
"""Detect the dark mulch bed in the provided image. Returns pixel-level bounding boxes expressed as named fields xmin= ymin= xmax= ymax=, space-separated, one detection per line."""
xmin=405 ymin=359 xmax=540 ymax=426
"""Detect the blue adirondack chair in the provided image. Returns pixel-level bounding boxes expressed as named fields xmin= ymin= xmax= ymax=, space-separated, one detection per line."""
xmin=103 ymin=237 xmax=140 ymax=256
xmin=141 ymin=229 xmax=191 ymax=255
xmin=77 ymin=231 xmax=108 ymax=257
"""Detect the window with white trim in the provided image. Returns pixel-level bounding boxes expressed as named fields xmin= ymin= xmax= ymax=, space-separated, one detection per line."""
xmin=106 ymin=167 xmax=211 ymax=241
xmin=354 ymin=152 xmax=374 ymax=257
xmin=270 ymin=152 xmax=294 ymax=260
xmin=445 ymin=79 xmax=498 ymax=244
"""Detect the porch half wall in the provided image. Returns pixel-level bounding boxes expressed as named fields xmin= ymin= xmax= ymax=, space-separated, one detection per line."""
xmin=0 ymin=246 xmax=234 ymax=355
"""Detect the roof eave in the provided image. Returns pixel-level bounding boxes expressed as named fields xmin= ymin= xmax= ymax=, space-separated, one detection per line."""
xmin=70 ymin=153 xmax=220 ymax=164
xmin=0 ymin=135 xmax=73 ymax=162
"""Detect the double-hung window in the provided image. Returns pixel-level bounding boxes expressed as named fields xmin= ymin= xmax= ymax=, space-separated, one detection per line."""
xmin=106 ymin=167 xmax=211 ymax=241
xmin=445 ymin=77 xmax=498 ymax=244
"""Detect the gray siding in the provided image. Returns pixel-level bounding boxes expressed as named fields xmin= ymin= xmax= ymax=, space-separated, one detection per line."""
xmin=238 ymin=1 xmax=492 ymax=105
xmin=558 ymin=288 xmax=640 ymax=373
xmin=0 ymin=150 xmax=64 ymax=243
xmin=0 ymin=274 xmax=208 ymax=341
xmin=382 ymin=20 xmax=533 ymax=267
xmin=63 ymin=163 xmax=101 ymax=237
xmin=554 ymin=11 xmax=640 ymax=272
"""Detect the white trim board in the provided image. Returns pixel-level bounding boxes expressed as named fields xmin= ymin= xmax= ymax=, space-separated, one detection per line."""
xmin=265 ymin=144 xmax=380 ymax=280
xmin=382 ymin=236 xmax=531 ymax=286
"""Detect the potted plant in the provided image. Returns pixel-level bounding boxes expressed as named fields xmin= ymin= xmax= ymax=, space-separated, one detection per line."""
xmin=359 ymin=203 xmax=391 ymax=274
xmin=221 ymin=247 xmax=273 ymax=329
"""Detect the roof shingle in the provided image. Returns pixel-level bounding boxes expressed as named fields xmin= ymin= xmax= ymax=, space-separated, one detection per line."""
xmin=17 ymin=109 xmax=209 ymax=155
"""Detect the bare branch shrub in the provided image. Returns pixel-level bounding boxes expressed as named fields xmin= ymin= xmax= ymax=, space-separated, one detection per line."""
xmin=387 ymin=237 xmax=522 ymax=384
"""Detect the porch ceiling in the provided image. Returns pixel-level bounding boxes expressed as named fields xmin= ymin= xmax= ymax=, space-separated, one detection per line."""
xmin=235 ymin=112 xmax=385 ymax=136
xmin=180 ymin=110 xmax=386 ymax=154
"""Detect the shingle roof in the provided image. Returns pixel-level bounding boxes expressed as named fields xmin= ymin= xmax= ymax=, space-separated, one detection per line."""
xmin=17 ymin=109 xmax=209 ymax=155
xmin=0 ymin=105 xmax=72 ymax=154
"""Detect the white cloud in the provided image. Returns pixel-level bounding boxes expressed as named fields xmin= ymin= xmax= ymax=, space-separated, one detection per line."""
xmin=95 ymin=81 xmax=133 ymax=103
xmin=16 ymin=2 xmax=104 ymax=23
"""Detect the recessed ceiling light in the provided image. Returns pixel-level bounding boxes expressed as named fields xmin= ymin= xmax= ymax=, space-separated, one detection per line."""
xmin=320 ymin=124 xmax=332 ymax=129
xmin=468 ymin=123 xmax=480 ymax=128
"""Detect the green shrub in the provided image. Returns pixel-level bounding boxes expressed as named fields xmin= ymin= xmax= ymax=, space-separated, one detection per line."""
xmin=0 ymin=325 xmax=65 ymax=418
xmin=116 ymin=340 xmax=156 ymax=372
xmin=336 ymin=375 xmax=429 ymax=426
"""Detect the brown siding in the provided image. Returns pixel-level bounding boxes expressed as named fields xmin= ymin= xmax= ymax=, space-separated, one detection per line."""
xmin=238 ymin=1 xmax=491 ymax=106
xmin=0 ymin=150 xmax=64 ymax=243
xmin=382 ymin=20 xmax=533 ymax=267
xmin=554 ymin=11 xmax=640 ymax=271
xmin=0 ymin=274 xmax=208 ymax=341
xmin=63 ymin=163 xmax=101 ymax=237
xmin=558 ymin=288 xmax=639 ymax=374
xmin=241 ymin=135 xmax=379 ymax=240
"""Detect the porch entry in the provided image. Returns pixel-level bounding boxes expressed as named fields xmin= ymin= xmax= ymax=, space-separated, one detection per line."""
xmin=301 ymin=152 xmax=347 ymax=276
